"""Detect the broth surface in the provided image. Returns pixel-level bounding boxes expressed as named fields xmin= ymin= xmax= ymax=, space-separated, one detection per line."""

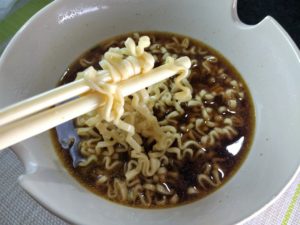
xmin=52 ymin=32 xmax=255 ymax=208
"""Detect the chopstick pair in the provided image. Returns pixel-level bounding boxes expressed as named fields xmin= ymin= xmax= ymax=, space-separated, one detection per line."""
xmin=0 ymin=58 xmax=189 ymax=150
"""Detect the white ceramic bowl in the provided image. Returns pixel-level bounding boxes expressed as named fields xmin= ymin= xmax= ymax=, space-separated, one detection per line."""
xmin=0 ymin=0 xmax=300 ymax=224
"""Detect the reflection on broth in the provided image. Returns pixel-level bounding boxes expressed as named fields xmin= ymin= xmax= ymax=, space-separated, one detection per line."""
xmin=52 ymin=32 xmax=255 ymax=208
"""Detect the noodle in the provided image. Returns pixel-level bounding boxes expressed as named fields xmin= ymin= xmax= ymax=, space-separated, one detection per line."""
xmin=54 ymin=32 xmax=254 ymax=208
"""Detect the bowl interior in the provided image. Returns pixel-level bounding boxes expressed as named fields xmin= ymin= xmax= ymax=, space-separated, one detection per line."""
xmin=0 ymin=0 xmax=300 ymax=225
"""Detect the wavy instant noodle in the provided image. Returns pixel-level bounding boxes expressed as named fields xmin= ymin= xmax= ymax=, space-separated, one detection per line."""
xmin=52 ymin=32 xmax=255 ymax=208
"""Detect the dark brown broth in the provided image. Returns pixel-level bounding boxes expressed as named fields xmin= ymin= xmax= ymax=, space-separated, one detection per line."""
xmin=52 ymin=31 xmax=255 ymax=208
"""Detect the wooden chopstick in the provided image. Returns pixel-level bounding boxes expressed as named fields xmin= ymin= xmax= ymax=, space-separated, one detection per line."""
xmin=0 ymin=93 xmax=102 ymax=150
xmin=0 ymin=72 xmax=111 ymax=127
xmin=0 ymin=79 xmax=89 ymax=126
xmin=0 ymin=57 xmax=190 ymax=150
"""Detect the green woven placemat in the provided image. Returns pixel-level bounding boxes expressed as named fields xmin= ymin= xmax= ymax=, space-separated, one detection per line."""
xmin=0 ymin=0 xmax=52 ymax=50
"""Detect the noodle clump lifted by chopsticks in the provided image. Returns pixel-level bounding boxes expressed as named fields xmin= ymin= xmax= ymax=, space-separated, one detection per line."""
xmin=76 ymin=36 xmax=191 ymax=174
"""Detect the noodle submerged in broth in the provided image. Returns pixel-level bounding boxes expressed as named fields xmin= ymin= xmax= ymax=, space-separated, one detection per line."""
xmin=52 ymin=32 xmax=255 ymax=208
